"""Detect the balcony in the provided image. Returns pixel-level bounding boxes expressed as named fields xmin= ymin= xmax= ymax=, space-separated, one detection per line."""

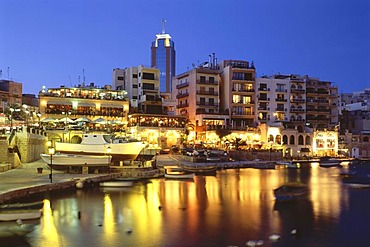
xmin=196 ymin=102 xmax=219 ymax=107
xmin=232 ymin=88 xmax=255 ymax=93
xmin=291 ymin=98 xmax=305 ymax=103
xmin=177 ymin=103 xmax=189 ymax=108
xmin=258 ymin=107 xmax=269 ymax=111
xmin=176 ymin=82 xmax=189 ymax=89
xmin=232 ymin=100 xmax=255 ymax=105
xmin=258 ymin=97 xmax=269 ymax=101
xmin=258 ymin=87 xmax=269 ymax=91
xmin=275 ymin=98 xmax=287 ymax=102
xmin=275 ymin=108 xmax=286 ymax=112
xmin=291 ymin=88 xmax=306 ymax=93
xmin=290 ymin=108 xmax=305 ymax=113
xmin=196 ymin=80 xmax=219 ymax=85
xmin=196 ymin=90 xmax=219 ymax=96
xmin=275 ymin=89 xmax=288 ymax=93
xmin=176 ymin=92 xmax=189 ymax=99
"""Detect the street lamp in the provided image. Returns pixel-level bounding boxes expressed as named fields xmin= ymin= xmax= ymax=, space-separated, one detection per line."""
xmin=48 ymin=141 xmax=55 ymax=183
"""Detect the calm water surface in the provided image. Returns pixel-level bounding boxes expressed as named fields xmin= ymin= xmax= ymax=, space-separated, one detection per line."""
xmin=3 ymin=162 xmax=370 ymax=247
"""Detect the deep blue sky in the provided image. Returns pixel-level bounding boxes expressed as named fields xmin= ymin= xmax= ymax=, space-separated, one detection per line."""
xmin=1 ymin=0 xmax=369 ymax=95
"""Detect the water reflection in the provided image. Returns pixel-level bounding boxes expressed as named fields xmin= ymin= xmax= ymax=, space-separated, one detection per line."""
xmin=39 ymin=199 xmax=60 ymax=247
xmin=17 ymin=164 xmax=370 ymax=246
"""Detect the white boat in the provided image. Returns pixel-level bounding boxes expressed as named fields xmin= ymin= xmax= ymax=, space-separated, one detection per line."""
xmin=319 ymin=156 xmax=342 ymax=167
xmin=0 ymin=210 xmax=42 ymax=221
xmin=55 ymin=133 xmax=146 ymax=162
xmin=164 ymin=167 xmax=195 ymax=179
xmin=40 ymin=153 xmax=112 ymax=166
xmin=99 ymin=181 xmax=134 ymax=187
xmin=0 ymin=201 xmax=44 ymax=210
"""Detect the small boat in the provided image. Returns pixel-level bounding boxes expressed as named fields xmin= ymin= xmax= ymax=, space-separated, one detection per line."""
xmin=0 ymin=201 xmax=44 ymax=210
xmin=40 ymin=153 xmax=112 ymax=168
xmin=341 ymin=161 xmax=370 ymax=187
xmin=0 ymin=210 xmax=42 ymax=221
xmin=182 ymin=164 xmax=217 ymax=174
xmin=319 ymin=156 xmax=342 ymax=167
xmin=164 ymin=167 xmax=195 ymax=179
xmin=274 ymin=183 xmax=308 ymax=201
xmin=99 ymin=181 xmax=134 ymax=187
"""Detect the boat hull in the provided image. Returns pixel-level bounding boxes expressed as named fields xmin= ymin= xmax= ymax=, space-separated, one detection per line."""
xmin=274 ymin=183 xmax=308 ymax=201
xmin=99 ymin=181 xmax=134 ymax=187
xmin=55 ymin=140 xmax=145 ymax=162
xmin=182 ymin=165 xmax=217 ymax=174
xmin=0 ymin=210 xmax=42 ymax=221
xmin=164 ymin=173 xmax=195 ymax=179
xmin=40 ymin=154 xmax=111 ymax=166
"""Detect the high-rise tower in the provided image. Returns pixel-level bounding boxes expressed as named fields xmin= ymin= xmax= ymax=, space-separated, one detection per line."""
xmin=151 ymin=19 xmax=176 ymax=93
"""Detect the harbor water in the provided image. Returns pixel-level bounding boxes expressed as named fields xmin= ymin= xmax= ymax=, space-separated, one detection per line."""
xmin=3 ymin=162 xmax=370 ymax=247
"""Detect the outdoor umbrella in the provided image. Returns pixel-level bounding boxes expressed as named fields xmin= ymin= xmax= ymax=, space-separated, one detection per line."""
xmin=40 ymin=117 xmax=56 ymax=123
xmin=75 ymin=117 xmax=92 ymax=123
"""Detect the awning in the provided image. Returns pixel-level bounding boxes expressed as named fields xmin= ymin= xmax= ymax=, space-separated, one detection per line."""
xmin=300 ymin=148 xmax=310 ymax=152
xmin=47 ymin=101 xmax=72 ymax=105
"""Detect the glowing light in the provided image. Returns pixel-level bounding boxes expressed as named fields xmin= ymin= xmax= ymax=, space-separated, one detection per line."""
xmin=40 ymin=199 xmax=60 ymax=247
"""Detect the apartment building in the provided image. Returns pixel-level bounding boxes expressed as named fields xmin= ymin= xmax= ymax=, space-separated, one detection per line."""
xmin=113 ymin=65 xmax=162 ymax=114
xmin=255 ymin=74 xmax=338 ymax=131
xmin=172 ymin=66 xmax=224 ymax=141
xmin=306 ymin=78 xmax=338 ymax=130
xmin=219 ymin=60 xmax=257 ymax=129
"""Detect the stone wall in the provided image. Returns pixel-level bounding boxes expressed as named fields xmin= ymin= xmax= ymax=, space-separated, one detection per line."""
xmin=16 ymin=130 xmax=48 ymax=163
xmin=0 ymin=129 xmax=48 ymax=165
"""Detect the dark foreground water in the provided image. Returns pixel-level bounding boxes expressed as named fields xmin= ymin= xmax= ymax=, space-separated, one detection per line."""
xmin=2 ymin=162 xmax=370 ymax=247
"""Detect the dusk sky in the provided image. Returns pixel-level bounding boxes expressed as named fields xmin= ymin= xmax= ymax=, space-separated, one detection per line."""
xmin=1 ymin=0 xmax=369 ymax=95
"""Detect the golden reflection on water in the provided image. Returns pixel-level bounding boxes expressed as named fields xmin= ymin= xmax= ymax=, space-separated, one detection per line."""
xmin=39 ymin=199 xmax=61 ymax=247
xmin=103 ymin=194 xmax=114 ymax=235
xmin=35 ymin=165 xmax=352 ymax=246
xmin=310 ymin=162 xmax=346 ymax=220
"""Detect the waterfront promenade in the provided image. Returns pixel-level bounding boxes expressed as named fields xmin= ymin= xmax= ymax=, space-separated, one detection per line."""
xmin=0 ymin=154 xmax=310 ymax=203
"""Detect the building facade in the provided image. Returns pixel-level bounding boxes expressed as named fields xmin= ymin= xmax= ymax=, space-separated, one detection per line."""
xmin=113 ymin=65 xmax=162 ymax=114
xmin=151 ymin=28 xmax=176 ymax=93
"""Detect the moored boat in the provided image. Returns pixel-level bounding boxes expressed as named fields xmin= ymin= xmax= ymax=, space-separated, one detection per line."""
xmin=319 ymin=156 xmax=342 ymax=167
xmin=55 ymin=133 xmax=146 ymax=162
xmin=164 ymin=167 xmax=195 ymax=179
xmin=40 ymin=153 xmax=112 ymax=168
xmin=0 ymin=201 xmax=44 ymax=210
xmin=274 ymin=183 xmax=308 ymax=201
xmin=99 ymin=181 xmax=134 ymax=187
xmin=182 ymin=164 xmax=217 ymax=174
xmin=340 ymin=160 xmax=370 ymax=187
xmin=0 ymin=210 xmax=42 ymax=221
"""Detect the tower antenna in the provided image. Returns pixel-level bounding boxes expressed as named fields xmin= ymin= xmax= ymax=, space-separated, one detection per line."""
xmin=161 ymin=18 xmax=167 ymax=34
xmin=82 ymin=69 xmax=85 ymax=86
